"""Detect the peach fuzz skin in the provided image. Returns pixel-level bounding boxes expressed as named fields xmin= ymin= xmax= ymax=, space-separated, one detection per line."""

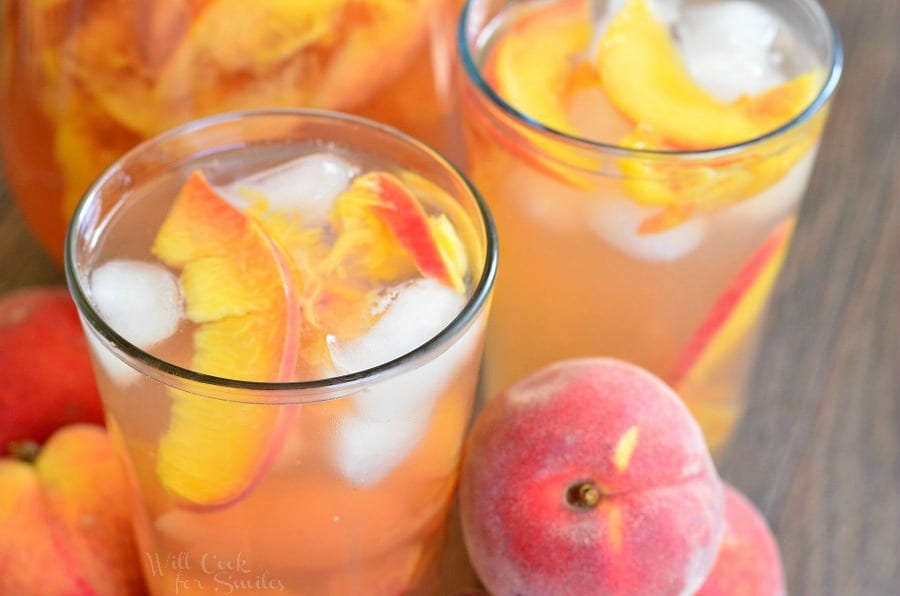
xmin=0 ymin=424 xmax=144 ymax=595
xmin=696 ymin=484 xmax=786 ymax=595
xmin=459 ymin=358 xmax=724 ymax=595
xmin=0 ymin=288 xmax=104 ymax=446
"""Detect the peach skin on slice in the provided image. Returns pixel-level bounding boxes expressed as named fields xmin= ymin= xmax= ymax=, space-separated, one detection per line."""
xmin=152 ymin=171 xmax=302 ymax=507
xmin=328 ymin=172 xmax=467 ymax=292
xmin=595 ymin=0 xmax=758 ymax=149
xmin=668 ymin=220 xmax=794 ymax=449
xmin=483 ymin=0 xmax=599 ymax=188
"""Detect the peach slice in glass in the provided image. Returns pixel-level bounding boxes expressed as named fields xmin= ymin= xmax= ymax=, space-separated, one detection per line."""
xmin=595 ymin=0 xmax=758 ymax=149
xmin=151 ymin=171 xmax=302 ymax=507
xmin=328 ymin=172 xmax=467 ymax=292
xmin=482 ymin=0 xmax=600 ymax=188
xmin=616 ymin=67 xmax=824 ymax=231
xmin=668 ymin=220 xmax=794 ymax=450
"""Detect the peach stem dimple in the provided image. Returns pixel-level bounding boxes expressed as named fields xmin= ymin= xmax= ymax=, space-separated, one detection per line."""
xmin=8 ymin=440 xmax=41 ymax=463
xmin=566 ymin=481 xmax=601 ymax=510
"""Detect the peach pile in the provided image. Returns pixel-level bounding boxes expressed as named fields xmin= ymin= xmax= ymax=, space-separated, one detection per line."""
xmin=482 ymin=0 xmax=824 ymax=231
xmin=459 ymin=358 xmax=785 ymax=595
xmin=0 ymin=288 xmax=104 ymax=447
xmin=0 ymin=424 xmax=144 ymax=594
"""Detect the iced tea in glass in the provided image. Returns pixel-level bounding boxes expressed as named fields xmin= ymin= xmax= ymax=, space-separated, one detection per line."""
xmin=459 ymin=0 xmax=841 ymax=452
xmin=65 ymin=110 xmax=496 ymax=594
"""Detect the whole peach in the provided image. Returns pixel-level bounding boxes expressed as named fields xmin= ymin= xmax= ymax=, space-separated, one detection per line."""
xmin=0 ymin=424 xmax=144 ymax=594
xmin=0 ymin=287 xmax=104 ymax=447
xmin=696 ymin=484 xmax=786 ymax=595
xmin=459 ymin=358 xmax=724 ymax=595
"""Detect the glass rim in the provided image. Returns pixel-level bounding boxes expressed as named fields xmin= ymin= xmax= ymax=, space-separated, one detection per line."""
xmin=458 ymin=0 xmax=844 ymax=160
xmin=65 ymin=108 xmax=498 ymax=400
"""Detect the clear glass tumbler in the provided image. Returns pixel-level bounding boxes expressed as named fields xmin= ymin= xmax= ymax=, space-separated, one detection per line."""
xmin=65 ymin=109 xmax=496 ymax=595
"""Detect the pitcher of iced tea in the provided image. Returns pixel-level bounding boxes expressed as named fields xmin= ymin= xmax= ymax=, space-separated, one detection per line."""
xmin=1 ymin=0 xmax=463 ymax=263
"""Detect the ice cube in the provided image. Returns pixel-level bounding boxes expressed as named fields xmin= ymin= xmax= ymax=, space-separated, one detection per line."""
xmin=328 ymin=278 xmax=466 ymax=376
xmin=84 ymin=328 xmax=141 ymax=387
xmin=595 ymin=0 xmax=681 ymax=45
xmin=677 ymin=0 xmax=786 ymax=101
xmin=90 ymin=259 xmax=183 ymax=348
xmin=588 ymin=198 xmax=706 ymax=262
xmin=334 ymin=411 xmax=432 ymax=488
xmin=328 ymin=279 xmax=481 ymax=486
xmin=222 ymin=152 xmax=358 ymax=224
xmin=602 ymin=0 xmax=682 ymax=26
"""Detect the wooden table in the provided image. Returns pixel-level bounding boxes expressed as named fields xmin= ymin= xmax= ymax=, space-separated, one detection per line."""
xmin=1 ymin=0 xmax=897 ymax=593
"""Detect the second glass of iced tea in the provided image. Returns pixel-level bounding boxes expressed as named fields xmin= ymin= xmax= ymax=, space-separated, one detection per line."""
xmin=65 ymin=110 xmax=496 ymax=594
xmin=460 ymin=0 xmax=841 ymax=453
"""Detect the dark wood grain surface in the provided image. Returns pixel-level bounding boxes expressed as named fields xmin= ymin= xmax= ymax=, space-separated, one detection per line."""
xmin=1 ymin=0 xmax=897 ymax=593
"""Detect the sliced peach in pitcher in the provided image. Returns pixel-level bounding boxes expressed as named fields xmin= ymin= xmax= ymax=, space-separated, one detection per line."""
xmin=66 ymin=1 xmax=160 ymax=136
xmin=328 ymin=172 xmax=467 ymax=292
xmin=54 ymin=89 xmax=143 ymax=220
xmin=595 ymin=0 xmax=757 ymax=149
xmin=668 ymin=220 xmax=794 ymax=449
xmin=482 ymin=0 xmax=600 ymax=188
xmin=155 ymin=0 xmax=343 ymax=119
xmin=313 ymin=0 xmax=432 ymax=111
xmin=151 ymin=171 xmax=302 ymax=507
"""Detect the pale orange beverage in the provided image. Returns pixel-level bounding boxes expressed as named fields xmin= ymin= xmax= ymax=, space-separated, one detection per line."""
xmin=65 ymin=110 xmax=496 ymax=594
xmin=459 ymin=0 xmax=841 ymax=453
xmin=2 ymin=0 xmax=465 ymax=264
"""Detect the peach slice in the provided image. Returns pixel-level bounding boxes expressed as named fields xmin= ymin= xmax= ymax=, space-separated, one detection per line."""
xmin=669 ymin=221 xmax=794 ymax=450
xmin=66 ymin=1 xmax=160 ymax=136
xmin=737 ymin=69 xmax=824 ymax=136
xmin=153 ymin=0 xmax=344 ymax=124
xmin=486 ymin=0 xmax=590 ymax=135
xmin=616 ymin=69 xmax=823 ymax=230
xmin=595 ymin=0 xmax=757 ymax=149
xmin=328 ymin=172 xmax=467 ymax=292
xmin=669 ymin=220 xmax=794 ymax=387
xmin=598 ymin=0 xmax=823 ymax=150
xmin=482 ymin=0 xmax=600 ymax=188
xmin=151 ymin=171 xmax=302 ymax=507
xmin=54 ymin=89 xmax=142 ymax=221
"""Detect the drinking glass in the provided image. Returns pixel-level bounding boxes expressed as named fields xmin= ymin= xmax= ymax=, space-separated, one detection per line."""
xmin=65 ymin=109 xmax=496 ymax=595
